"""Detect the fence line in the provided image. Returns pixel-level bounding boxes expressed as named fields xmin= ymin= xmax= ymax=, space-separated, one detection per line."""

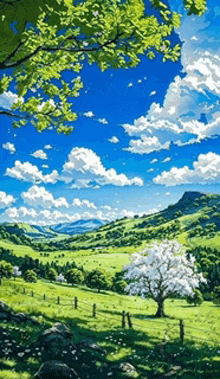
xmin=5 ymin=283 xmax=220 ymax=345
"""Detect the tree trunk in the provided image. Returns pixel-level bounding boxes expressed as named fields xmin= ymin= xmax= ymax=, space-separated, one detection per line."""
xmin=155 ymin=299 xmax=166 ymax=317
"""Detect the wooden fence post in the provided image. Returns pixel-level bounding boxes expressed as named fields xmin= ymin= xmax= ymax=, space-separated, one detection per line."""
xmin=127 ymin=312 xmax=133 ymax=329
xmin=180 ymin=319 xmax=184 ymax=343
xmin=43 ymin=294 xmax=46 ymax=301
xmin=74 ymin=297 xmax=78 ymax=309
xmin=57 ymin=296 xmax=60 ymax=304
xmin=92 ymin=303 xmax=96 ymax=318
xmin=122 ymin=310 xmax=126 ymax=328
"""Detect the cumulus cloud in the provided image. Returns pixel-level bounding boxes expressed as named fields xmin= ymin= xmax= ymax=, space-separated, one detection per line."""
xmin=83 ymin=111 xmax=95 ymax=118
xmin=150 ymin=90 xmax=156 ymax=96
xmin=42 ymin=164 xmax=49 ymax=169
xmin=72 ymin=198 xmax=97 ymax=209
xmin=44 ymin=144 xmax=52 ymax=150
xmin=108 ymin=136 xmax=119 ymax=144
xmin=154 ymin=152 xmax=220 ymax=186
xmin=150 ymin=158 xmax=158 ymax=164
xmin=98 ymin=118 xmax=108 ymax=124
xmin=128 ymin=83 xmax=133 ymax=88
xmin=21 ymin=186 xmax=69 ymax=209
xmin=62 ymin=147 xmax=143 ymax=188
xmin=31 ymin=149 xmax=48 ymax=160
xmin=0 ymin=91 xmax=22 ymax=110
xmin=0 ymin=191 xmax=15 ymax=209
xmin=6 ymin=161 xmax=58 ymax=184
xmin=5 ymin=206 xmax=37 ymax=220
xmin=2 ymin=142 xmax=16 ymax=154
xmin=162 ymin=157 xmax=171 ymax=163
xmin=122 ymin=2 xmax=220 ymax=154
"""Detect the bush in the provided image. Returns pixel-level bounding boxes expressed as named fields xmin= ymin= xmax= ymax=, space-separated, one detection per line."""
xmin=86 ymin=269 xmax=112 ymax=292
xmin=24 ymin=269 xmax=37 ymax=283
xmin=0 ymin=260 xmax=13 ymax=279
xmin=212 ymin=286 xmax=220 ymax=306
xmin=46 ymin=268 xmax=57 ymax=282
xmin=64 ymin=268 xmax=84 ymax=286
xmin=186 ymin=289 xmax=203 ymax=306
xmin=112 ymin=280 xmax=127 ymax=294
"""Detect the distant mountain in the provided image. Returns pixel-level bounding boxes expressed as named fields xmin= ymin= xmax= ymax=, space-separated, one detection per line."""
xmin=0 ymin=219 xmax=106 ymax=239
xmin=50 ymin=219 xmax=106 ymax=235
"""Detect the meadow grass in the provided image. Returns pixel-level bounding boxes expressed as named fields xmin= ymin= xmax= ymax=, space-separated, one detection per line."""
xmin=1 ymin=279 xmax=220 ymax=379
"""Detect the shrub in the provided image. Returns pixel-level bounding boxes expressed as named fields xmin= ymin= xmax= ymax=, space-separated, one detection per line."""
xmin=24 ymin=269 xmax=37 ymax=283
xmin=186 ymin=289 xmax=203 ymax=306
xmin=86 ymin=269 xmax=112 ymax=292
xmin=0 ymin=260 xmax=13 ymax=279
xmin=64 ymin=268 xmax=84 ymax=286
xmin=212 ymin=286 xmax=220 ymax=306
xmin=46 ymin=268 xmax=57 ymax=282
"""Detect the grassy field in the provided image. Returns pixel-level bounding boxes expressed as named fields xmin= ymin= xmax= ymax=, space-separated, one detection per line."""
xmin=0 ymin=278 xmax=220 ymax=379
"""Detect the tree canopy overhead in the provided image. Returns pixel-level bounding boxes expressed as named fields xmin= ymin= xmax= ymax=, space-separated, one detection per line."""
xmin=0 ymin=0 xmax=206 ymax=133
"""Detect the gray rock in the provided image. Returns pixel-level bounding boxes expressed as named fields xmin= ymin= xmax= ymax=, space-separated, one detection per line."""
xmin=112 ymin=362 xmax=138 ymax=377
xmin=0 ymin=301 xmax=39 ymax=324
xmin=38 ymin=323 xmax=75 ymax=360
xmin=33 ymin=360 xmax=80 ymax=379
xmin=78 ymin=339 xmax=106 ymax=354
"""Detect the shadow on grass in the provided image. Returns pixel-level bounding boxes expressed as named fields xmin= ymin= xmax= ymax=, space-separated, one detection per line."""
xmin=1 ymin=309 xmax=220 ymax=379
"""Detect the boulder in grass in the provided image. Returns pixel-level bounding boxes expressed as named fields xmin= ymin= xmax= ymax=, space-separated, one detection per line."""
xmin=38 ymin=323 xmax=75 ymax=360
xmin=33 ymin=360 xmax=80 ymax=379
xmin=112 ymin=362 xmax=138 ymax=377
xmin=78 ymin=338 xmax=106 ymax=354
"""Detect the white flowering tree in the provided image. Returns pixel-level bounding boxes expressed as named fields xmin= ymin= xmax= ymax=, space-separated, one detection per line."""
xmin=56 ymin=273 xmax=67 ymax=283
xmin=13 ymin=266 xmax=22 ymax=278
xmin=123 ymin=240 xmax=206 ymax=317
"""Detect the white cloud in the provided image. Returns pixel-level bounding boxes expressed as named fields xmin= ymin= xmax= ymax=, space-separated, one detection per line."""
xmin=6 ymin=160 xmax=58 ymax=184
xmin=2 ymin=142 xmax=16 ymax=154
xmin=108 ymin=136 xmax=119 ymax=144
xmin=21 ymin=186 xmax=69 ymax=209
xmin=128 ymin=83 xmax=133 ymax=88
xmin=162 ymin=157 xmax=171 ymax=163
xmin=0 ymin=91 xmax=22 ymax=110
xmin=62 ymin=147 xmax=143 ymax=188
xmin=122 ymin=4 xmax=220 ymax=154
xmin=83 ymin=111 xmax=95 ymax=118
xmin=137 ymin=79 xmax=142 ymax=84
xmin=147 ymin=168 xmax=154 ymax=173
xmin=98 ymin=118 xmax=108 ymax=124
xmin=165 ymin=192 xmax=171 ymax=196
xmin=31 ymin=149 xmax=48 ymax=160
xmin=150 ymin=90 xmax=156 ymax=96
xmin=5 ymin=206 xmax=37 ymax=220
xmin=72 ymin=198 xmax=97 ymax=209
xmin=150 ymin=158 xmax=158 ymax=164
xmin=0 ymin=191 xmax=15 ymax=209
xmin=44 ymin=144 xmax=52 ymax=150
xmin=42 ymin=164 xmax=49 ymax=169
xmin=101 ymin=205 xmax=112 ymax=211
xmin=124 ymin=135 xmax=170 ymax=154
xmin=154 ymin=152 xmax=220 ymax=186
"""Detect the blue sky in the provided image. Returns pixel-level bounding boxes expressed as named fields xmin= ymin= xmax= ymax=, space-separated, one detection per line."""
xmin=1 ymin=0 xmax=220 ymax=225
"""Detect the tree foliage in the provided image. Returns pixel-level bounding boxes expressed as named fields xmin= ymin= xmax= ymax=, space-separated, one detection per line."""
xmin=86 ymin=269 xmax=112 ymax=292
xmin=64 ymin=268 xmax=84 ymax=286
xmin=186 ymin=288 xmax=203 ymax=306
xmin=46 ymin=267 xmax=57 ymax=282
xmin=212 ymin=286 xmax=220 ymax=306
xmin=0 ymin=260 xmax=13 ymax=279
xmin=24 ymin=269 xmax=37 ymax=282
xmin=124 ymin=240 xmax=206 ymax=317
xmin=0 ymin=0 xmax=206 ymax=132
